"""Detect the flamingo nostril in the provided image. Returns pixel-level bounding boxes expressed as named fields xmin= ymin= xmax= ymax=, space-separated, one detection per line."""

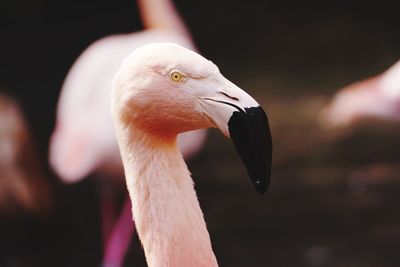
xmin=219 ymin=91 xmax=239 ymax=101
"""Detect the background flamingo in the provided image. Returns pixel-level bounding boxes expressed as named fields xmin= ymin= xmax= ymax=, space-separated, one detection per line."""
xmin=49 ymin=0 xmax=206 ymax=266
xmin=111 ymin=43 xmax=272 ymax=266
xmin=0 ymin=93 xmax=50 ymax=216
xmin=320 ymin=60 xmax=400 ymax=128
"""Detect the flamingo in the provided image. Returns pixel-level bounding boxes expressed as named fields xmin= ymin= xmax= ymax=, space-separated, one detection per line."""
xmin=320 ymin=60 xmax=400 ymax=128
xmin=0 ymin=93 xmax=50 ymax=215
xmin=48 ymin=0 xmax=206 ymax=266
xmin=111 ymin=42 xmax=273 ymax=266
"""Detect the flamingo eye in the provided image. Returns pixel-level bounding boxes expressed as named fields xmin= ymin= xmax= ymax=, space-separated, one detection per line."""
xmin=170 ymin=70 xmax=184 ymax=82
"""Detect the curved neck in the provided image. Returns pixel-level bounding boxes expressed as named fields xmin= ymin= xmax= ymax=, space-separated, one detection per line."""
xmin=137 ymin=0 xmax=192 ymax=39
xmin=118 ymin=128 xmax=218 ymax=267
xmin=381 ymin=61 xmax=400 ymax=97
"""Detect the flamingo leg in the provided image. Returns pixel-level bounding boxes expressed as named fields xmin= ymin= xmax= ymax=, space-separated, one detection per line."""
xmin=101 ymin=195 xmax=135 ymax=267
xmin=100 ymin=188 xmax=118 ymax=251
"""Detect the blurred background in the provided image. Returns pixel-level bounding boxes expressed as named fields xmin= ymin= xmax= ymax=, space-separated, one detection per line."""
xmin=1 ymin=0 xmax=400 ymax=266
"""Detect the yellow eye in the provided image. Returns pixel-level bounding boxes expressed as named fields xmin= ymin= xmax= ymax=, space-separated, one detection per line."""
xmin=170 ymin=70 xmax=183 ymax=82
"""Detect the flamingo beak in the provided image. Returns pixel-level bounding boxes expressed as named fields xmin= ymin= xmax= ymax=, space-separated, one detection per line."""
xmin=198 ymin=75 xmax=273 ymax=194
xmin=227 ymin=105 xmax=272 ymax=194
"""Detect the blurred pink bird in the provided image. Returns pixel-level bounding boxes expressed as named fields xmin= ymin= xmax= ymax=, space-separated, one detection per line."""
xmin=320 ymin=60 xmax=400 ymax=128
xmin=0 ymin=93 xmax=50 ymax=216
xmin=49 ymin=0 xmax=207 ymax=266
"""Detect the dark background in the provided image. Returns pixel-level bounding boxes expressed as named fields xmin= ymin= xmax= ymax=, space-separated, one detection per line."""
xmin=1 ymin=0 xmax=400 ymax=150
xmin=1 ymin=0 xmax=400 ymax=266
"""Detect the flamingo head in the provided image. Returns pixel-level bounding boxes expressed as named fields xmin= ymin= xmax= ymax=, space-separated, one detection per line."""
xmin=112 ymin=43 xmax=273 ymax=194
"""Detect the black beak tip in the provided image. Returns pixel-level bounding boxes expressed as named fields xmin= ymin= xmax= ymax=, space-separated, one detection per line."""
xmin=253 ymin=177 xmax=270 ymax=195
xmin=227 ymin=105 xmax=273 ymax=196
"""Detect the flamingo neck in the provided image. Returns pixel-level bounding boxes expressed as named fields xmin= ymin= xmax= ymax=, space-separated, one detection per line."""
xmin=119 ymin=128 xmax=218 ymax=267
xmin=381 ymin=60 xmax=400 ymax=98
xmin=137 ymin=0 xmax=193 ymax=40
